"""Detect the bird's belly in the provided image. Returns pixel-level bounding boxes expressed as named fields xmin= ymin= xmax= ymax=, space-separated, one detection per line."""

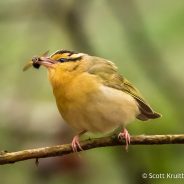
xmin=56 ymin=85 xmax=139 ymax=133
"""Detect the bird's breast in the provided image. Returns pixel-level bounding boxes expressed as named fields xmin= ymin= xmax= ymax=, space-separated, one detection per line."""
xmin=50 ymin=71 xmax=101 ymax=116
xmin=49 ymin=71 xmax=139 ymax=133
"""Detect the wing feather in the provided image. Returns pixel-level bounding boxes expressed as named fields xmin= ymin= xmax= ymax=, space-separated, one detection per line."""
xmin=88 ymin=56 xmax=161 ymax=121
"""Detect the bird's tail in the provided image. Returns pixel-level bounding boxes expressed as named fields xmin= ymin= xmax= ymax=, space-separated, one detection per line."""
xmin=137 ymin=110 xmax=161 ymax=121
xmin=136 ymin=99 xmax=162 ymax=121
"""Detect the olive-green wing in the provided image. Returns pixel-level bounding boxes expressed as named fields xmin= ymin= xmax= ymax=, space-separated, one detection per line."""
xmin=88 ymin=57 xmax=161 ymax=121
xmin=119 ymin=77 xmax=161 ymax=120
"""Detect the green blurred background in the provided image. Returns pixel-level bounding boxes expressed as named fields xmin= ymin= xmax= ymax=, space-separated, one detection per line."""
xmin=0 ymin=0 xmax=184 ymax=184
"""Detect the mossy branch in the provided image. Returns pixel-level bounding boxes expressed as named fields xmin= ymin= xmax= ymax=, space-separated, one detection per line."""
xmin=0 ymin=134 xmax=184 ymax=165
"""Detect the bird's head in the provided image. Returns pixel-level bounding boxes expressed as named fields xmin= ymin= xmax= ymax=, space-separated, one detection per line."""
xmin=23 ymin=50 xmax=85 ymax=72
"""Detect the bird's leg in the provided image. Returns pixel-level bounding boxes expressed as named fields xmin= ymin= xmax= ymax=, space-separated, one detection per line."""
xmin=71 ymin=130 xmax=86 ymax=152
xmin=118 ymin=128 xmax=131 ymax=151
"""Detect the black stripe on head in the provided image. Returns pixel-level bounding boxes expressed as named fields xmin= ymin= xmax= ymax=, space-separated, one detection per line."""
xmin=58 ymin=56 xmax=82 ymax=63
xmin=54 ymin=50 xmax=77 ymax=56
xmin=68 ymin=56 xmax=82 ymax=61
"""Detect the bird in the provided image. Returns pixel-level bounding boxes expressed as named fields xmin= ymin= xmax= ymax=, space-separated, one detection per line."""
xmin=23 ymin=49 xmax=161 ymax=152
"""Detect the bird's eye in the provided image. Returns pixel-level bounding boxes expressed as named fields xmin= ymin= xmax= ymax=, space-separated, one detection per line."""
xmin=58 ymin=58 xmax=67 ymax=63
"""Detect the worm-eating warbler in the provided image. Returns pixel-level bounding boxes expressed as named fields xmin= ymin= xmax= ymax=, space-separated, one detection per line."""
xmin=23 ymin=50 xmax=161 ymax=151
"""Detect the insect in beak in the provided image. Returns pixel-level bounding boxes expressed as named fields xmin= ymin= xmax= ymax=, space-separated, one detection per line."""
xmin=22 ymin=61 xmax=33 ymax=72
xmin=23 ymin=50 xmax=50 ymax=72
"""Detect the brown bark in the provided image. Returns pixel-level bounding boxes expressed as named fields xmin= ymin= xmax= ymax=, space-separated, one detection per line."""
xmin=0 ymin=134 xmax=184 ymax=165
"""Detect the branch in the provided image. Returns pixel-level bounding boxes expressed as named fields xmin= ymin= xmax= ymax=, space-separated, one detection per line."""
xmin=0 ymin=134 xmax=184 ymax=165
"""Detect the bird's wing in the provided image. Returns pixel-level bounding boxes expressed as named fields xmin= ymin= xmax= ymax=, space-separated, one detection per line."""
xmin=88 ymin=57 xmax=161 ymax=121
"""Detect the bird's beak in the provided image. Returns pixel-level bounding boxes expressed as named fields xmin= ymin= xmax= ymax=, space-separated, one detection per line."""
xmin=37 ymin=57 xmax=57 ymax=69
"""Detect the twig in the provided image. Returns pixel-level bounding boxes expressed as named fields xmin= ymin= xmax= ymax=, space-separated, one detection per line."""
xmin=0 ymin=134 xmax=184 ymax=165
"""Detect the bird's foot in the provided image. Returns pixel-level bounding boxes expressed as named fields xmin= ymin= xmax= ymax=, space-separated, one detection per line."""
xmin=71 ymin=135 xmax=83 ymax=152
xmin=118 ymin=128 xmax=131 ymax=151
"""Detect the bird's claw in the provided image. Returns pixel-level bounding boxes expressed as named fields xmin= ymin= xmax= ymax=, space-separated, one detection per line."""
xmin=118 ymin=128 xmax=131 ymax=151
xmin=71 ymin=135 xmax=83 ymax=152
